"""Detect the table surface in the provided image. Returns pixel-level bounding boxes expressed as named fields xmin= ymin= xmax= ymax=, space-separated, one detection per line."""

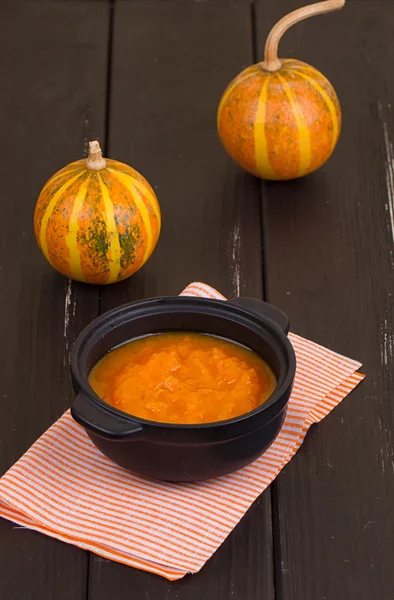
xmin=1 ymin=1 xmax=393 ymax=598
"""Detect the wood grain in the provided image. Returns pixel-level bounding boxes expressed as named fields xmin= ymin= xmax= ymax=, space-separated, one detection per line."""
xmin=100 ymin=0 xmax=262 ymax=307
xmin=0 ymin=1 xmax=107 ymax=598
xmin=256 ymin=0 xmax=394 ymax=598
xmin=89 ymin=1 xmax=274 ymax=598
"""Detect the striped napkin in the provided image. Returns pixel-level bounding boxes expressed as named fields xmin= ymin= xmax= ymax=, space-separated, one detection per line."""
xmin=0 ymin=282 xmax=364 ymax=580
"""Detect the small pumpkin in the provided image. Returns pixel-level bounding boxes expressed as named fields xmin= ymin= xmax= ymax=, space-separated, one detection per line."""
xmin=217 ymin=0 xmax=345 ymax=180
xmin=34 ymin=141 xmax=161 ymax=284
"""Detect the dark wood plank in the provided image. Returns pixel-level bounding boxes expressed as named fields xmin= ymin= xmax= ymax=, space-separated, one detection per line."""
xmin=256 ymin=1 xmax=394 ymax=598
xmin=100 ymin=0 xmax=262 ymax=306
xmin=89 ymin=1 xmax=274 ymax=598
xmin=0 ymin=1 xmax=108 ymax=598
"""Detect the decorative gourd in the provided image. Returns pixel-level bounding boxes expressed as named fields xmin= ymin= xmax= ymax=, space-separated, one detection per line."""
xmin=217 ymin=1 xmax=345 ymax=180
xmin=34 ymin=142 xmax=161 ymax=284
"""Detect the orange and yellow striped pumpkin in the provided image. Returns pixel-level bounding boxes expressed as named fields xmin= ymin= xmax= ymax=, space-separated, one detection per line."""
xmin=34 ymin=142 xmax=161 ymax=284
xmin=217 ymin=59 xmax=341 ymax=180
xmin=217 ymin=1 xmax=345 ymax=180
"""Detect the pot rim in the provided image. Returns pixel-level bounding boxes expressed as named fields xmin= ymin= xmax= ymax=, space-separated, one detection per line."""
xmin=70 ymin=296 xmax=296 ymax=430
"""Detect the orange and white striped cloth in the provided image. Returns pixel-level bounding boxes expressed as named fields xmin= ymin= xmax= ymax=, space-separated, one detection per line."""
xmin=0 ymin=283 xmax=364 ymax=580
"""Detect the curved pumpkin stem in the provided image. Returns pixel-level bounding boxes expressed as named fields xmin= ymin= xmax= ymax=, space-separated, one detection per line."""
xmin=262 ymin=0 xmax=346 ymax=73
xmin=86 ymin=141 xmax=107 ymax=171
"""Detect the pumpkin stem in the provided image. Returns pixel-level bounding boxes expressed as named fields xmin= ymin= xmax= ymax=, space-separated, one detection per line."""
xmin=86 ymin=141 xmax=107 ymax=171
xmin=262 ymin=0 xmax=346 ymax=72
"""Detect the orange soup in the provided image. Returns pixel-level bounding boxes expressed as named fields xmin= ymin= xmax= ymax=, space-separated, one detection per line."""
xmin=89 ymin=332 xmax=277 ymax=424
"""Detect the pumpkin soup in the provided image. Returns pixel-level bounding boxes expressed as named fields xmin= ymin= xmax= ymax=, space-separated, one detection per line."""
xmin=89 ymin=332 xmax=277 ymax=424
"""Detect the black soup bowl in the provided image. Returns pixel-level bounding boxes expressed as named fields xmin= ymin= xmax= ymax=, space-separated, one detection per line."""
xmin=70 ymin=296 xmax=296 ymax=482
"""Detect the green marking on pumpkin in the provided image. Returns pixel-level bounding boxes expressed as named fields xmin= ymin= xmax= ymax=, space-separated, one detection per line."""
xmin=78 ymin=216 xmax=110 ymax=273
xmin=89 ymin=226 xmax=109 ymax=260
xmin=118 ymin=224 xmax=141 ymax=273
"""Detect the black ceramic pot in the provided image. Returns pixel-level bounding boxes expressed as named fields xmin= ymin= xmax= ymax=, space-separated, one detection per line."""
xmin=70 ymin=296 xmax=296 ymax=482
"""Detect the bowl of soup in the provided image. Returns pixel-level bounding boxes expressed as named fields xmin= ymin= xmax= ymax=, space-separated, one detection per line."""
xmin=70 ymin=296 xmax=296 ymax=481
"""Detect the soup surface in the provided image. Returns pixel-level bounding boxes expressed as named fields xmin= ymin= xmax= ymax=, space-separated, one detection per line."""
xmin=89 ymin=332 xmax=277 ymax=424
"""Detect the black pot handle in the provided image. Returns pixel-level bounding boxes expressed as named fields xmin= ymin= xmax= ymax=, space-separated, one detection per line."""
xmin=228 ymin=297 xmax=290 ymax=334
xmin=71 ymin=393 xmax=144 ymax=441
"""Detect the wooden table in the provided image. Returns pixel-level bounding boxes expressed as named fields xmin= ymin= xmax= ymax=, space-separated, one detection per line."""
xmin=1 ymin=1 xmax=393 ymax=598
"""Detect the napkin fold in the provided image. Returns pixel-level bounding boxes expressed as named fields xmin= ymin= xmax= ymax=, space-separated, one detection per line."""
xmin=0 ymin=283 xmax=364 ymax=580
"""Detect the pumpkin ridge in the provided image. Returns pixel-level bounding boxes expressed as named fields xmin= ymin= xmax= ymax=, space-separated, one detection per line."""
xmin=281 ymin=59 xmax=296 ymax=67
xmin=281 ymin=59 xmax=313 ymax=71
xmin=290 ymin=63 xmax=325 ymax=76
xmin=277 ymin=72 xmax=311 ymax=177
xmin=293 ymin=70 xmax=340 ymax=152
xmin=217 ymin=70 xmax=258 ymax=125
xmin=109 ymin=170 xmax=153 ymax=265
xmin=254 ymin=74 xmax=275 ymax=179
xmin=97 ymin=173 xmax=121 ymax=282
xmin=107 ymin=160 xmax=148 ymax=186
xmin=290 ymin=64 xmax=337 ymax=92
xmin=37 ymin=171 xmax=89 ymax=223
xmin=39 ymin=171 xmax=88 ymax=264
xmin=132 ymin=178 xmax=161 ymax=234
xmin=112 ymin=169 xmax=161 ymax=233
xmin=45 ymin=165 xmax=86 ymax=189
xmin=65 ymin=175 xmax=91 ymax=282
xmin=100 ymin=169 xmax=146 ymax=277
